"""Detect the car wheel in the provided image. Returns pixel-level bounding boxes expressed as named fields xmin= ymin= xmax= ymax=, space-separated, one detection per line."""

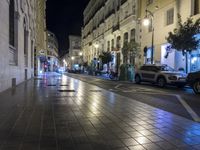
xmin=157 ymin=77 xmax=166 ymax=88
xmin=193 ymin=80 xmax=200 ymax=94
xmin=135 ymin=75 xmax=141 ymax=84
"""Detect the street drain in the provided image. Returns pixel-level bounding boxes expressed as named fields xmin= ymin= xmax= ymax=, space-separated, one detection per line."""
xmin=34 ymin=78 xmax=43 ymax=80
xmin=47 ymin=84 xmax=57 ymax=86
xmin=90 ymin=90 xmax=102 ymax=92
xmin=58 ymin=89 xmax=75 ymax=92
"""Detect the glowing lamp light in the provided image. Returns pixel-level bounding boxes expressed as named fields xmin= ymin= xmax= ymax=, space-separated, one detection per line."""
xmin=71 ymin=56 xmax=75 ymax=60
xmin=93 ymin=43 xmax=99 ymax=48
xmin=79 ymin=52 xmax=83 ymax=56
xmin=143 ymin=18 xmax=150 ymax=26
xmin=191 ymin=57 xmax=197 ymax=64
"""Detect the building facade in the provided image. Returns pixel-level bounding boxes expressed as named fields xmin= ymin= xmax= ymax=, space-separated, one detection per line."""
xmin=82 ymin=0 xmax=141 ymax=72
xmin=140 ymin=0 xmax=200 ymax=72
xmin=67 ymin=35 xmax=82 ymax=70
xmin=0 ymin=0 xmax=37 ymax=92
xmin=35 ymin=0 xmax=47 ymax=75
xmin=83 ymin=0 xmax=200 ymax=73
xmin=47 ymin=30 xmax=59 ymax=72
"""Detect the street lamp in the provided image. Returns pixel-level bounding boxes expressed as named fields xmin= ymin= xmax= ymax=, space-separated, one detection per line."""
xmin=143 ymin=9 xmax=154 ymax=64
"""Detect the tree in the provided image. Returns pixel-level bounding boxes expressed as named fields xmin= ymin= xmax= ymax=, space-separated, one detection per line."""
xmin=166 ymin=14 xmax=200 ymax=73
xmin=99 ymin=51 xmax=112 ymax=64
xmin=99 ymin=51 xmax=112 ymax=71
xmin=122 ymin=41 xmax=140 ymax=64
xmin=128 ymin=40 xmax=140 ymax=65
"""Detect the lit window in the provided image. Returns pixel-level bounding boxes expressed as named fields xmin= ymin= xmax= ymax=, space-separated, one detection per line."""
xmin=166 ymin=8 xmax=174 ymax=25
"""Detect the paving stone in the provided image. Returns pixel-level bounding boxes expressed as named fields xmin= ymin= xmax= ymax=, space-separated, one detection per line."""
xmin=0 ymin=73 xmax=199 ymax=150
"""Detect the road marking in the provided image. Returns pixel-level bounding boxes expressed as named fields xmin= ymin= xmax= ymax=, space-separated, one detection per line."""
xmin=114 ymin=84 xmax=166 ymax=94
xmin=115 ymin=84 xmax=123 ymax=89
xmin=175 ymin=94 xmax=200 ymax=122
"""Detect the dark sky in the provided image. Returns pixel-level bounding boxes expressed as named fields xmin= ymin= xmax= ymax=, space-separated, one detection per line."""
xmin=46 ymin=0 xmax=89 ymax=56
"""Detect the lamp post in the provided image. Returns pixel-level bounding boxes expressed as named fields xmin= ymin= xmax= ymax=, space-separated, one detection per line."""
xmin=143 ymin=9 xmax=154 ymax=64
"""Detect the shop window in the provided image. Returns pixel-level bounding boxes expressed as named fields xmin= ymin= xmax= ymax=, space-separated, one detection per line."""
xmin=166 ymin=8 xmax=174 ymax=25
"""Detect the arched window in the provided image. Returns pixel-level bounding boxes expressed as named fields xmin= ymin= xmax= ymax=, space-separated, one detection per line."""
xmin=9 ymin=0 xmax=15 ymax=46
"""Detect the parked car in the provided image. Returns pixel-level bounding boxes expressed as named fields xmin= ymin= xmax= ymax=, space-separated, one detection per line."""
xmin=135 ymin=64 xmax=187 ymax=88
xmin=187 ymin=71 xmax=200 ymax=94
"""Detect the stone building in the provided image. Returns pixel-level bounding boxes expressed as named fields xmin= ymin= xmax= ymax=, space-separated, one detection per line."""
xmin=82 ymin=0 xmax=200 ymax=73
xmin=68 ymin=35 xmax=82 ymax=70
xmin=35 ymin=0 xmax=47 ymax=75
xmin=82 ymin=0 xmax=141 ymax=72
xmin=140 ymin=0 xmax=200 ymax=72
xmin=0 ymin=0 xmax=38 ymax=92
xmin=47 ymin=30 xmax=59 ymax=72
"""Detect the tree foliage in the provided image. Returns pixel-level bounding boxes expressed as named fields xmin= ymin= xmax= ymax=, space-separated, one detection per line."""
xmin=128 ymin=40 xmax=141 ymax=56
xmin=99 ymin=51 xmax=112 ymax=64
xmin=122 ymin=41 xmax=140 ymax=56
xmin=166 ymin=14 xmax=200 ymax=54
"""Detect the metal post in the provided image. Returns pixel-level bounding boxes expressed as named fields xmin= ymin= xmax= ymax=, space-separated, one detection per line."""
xmin=151 ymin=27 xmax=154 ymax=64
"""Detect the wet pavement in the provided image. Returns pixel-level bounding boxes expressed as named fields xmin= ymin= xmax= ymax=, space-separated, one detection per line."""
xmin=66 ymin=73 xmax=200 ymax=122
xmin=0 ymin=73 xmax=200 ymax=150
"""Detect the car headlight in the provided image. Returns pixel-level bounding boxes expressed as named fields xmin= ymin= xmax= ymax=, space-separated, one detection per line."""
xmin=168 ymin=75 xmax=178 ymax=80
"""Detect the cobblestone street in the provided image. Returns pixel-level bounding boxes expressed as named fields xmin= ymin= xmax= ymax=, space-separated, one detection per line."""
xmin=0 ymin=73 xmax=200 ymax=150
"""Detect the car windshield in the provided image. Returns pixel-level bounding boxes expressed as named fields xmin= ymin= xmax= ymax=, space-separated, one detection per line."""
xmin=158 ymin=66 xmax=175 ymax=72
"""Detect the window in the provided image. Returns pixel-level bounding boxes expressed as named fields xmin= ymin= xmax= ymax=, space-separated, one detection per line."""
xmin=148 ymin=19 xmax=153 ymax=32
xmin=132 ymin=5 xmax=136 ymax=15
xmin=9 ymin=0 xmax=15 ymax=46
xmin=111 ymin=39 xmax=114 ymax=51
xmin=147 ymin=0 xmax=153 ymax=5
xmin=194 ymin=0 xmax=199 ymax=15
xmin=130 ymin=29 xmax=136 ymax=42
xmin=116 ymin=36 xmax=121 ymax=48
xmin=107 ymin=41 xmax=110 ymax=51
xmin=166 ymin=8 xmax=174 ymax=25
xmin=24 ymin=24 xmax=28 ymax=67
xmin=123 ymin=32 xmax=128 ymax=44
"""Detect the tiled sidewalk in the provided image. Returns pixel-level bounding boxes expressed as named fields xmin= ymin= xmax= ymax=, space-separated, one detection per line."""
xmin=0 ymin=73 xmax=200 ymax=150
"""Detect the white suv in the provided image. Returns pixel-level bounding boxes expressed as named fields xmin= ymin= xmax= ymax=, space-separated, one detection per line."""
xmin=135 ymin=64 xmax=187 ymax=88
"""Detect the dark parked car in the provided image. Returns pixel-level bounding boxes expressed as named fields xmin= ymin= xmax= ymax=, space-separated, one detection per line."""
xmin=187 ymin=71 xmax=200 ymax=94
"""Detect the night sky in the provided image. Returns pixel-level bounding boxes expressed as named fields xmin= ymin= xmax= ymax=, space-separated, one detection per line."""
xmin=46 ymin=0 xmax=89 ymax=56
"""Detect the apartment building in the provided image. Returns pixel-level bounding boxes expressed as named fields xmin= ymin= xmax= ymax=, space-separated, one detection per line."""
xmin=140 ymin=0 xmax=200 ymax=72
xmin=82 ymin=0 xmax=141 ymax=72
xmin=47 ymin=31 xmax=59 ymax=72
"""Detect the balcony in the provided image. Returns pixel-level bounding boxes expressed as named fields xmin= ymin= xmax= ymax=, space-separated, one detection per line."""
xmin=112 ymin=24 xmax=120 ymax=32
xmin=121 ymin=0 xmax=127 ymax=5
xmin=105 ymin=9 xmax=115 ymax=20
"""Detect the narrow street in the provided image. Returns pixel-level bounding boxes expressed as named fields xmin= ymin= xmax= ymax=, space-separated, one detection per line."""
xmin=0 ymin=73 xmax=200 ymax=150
